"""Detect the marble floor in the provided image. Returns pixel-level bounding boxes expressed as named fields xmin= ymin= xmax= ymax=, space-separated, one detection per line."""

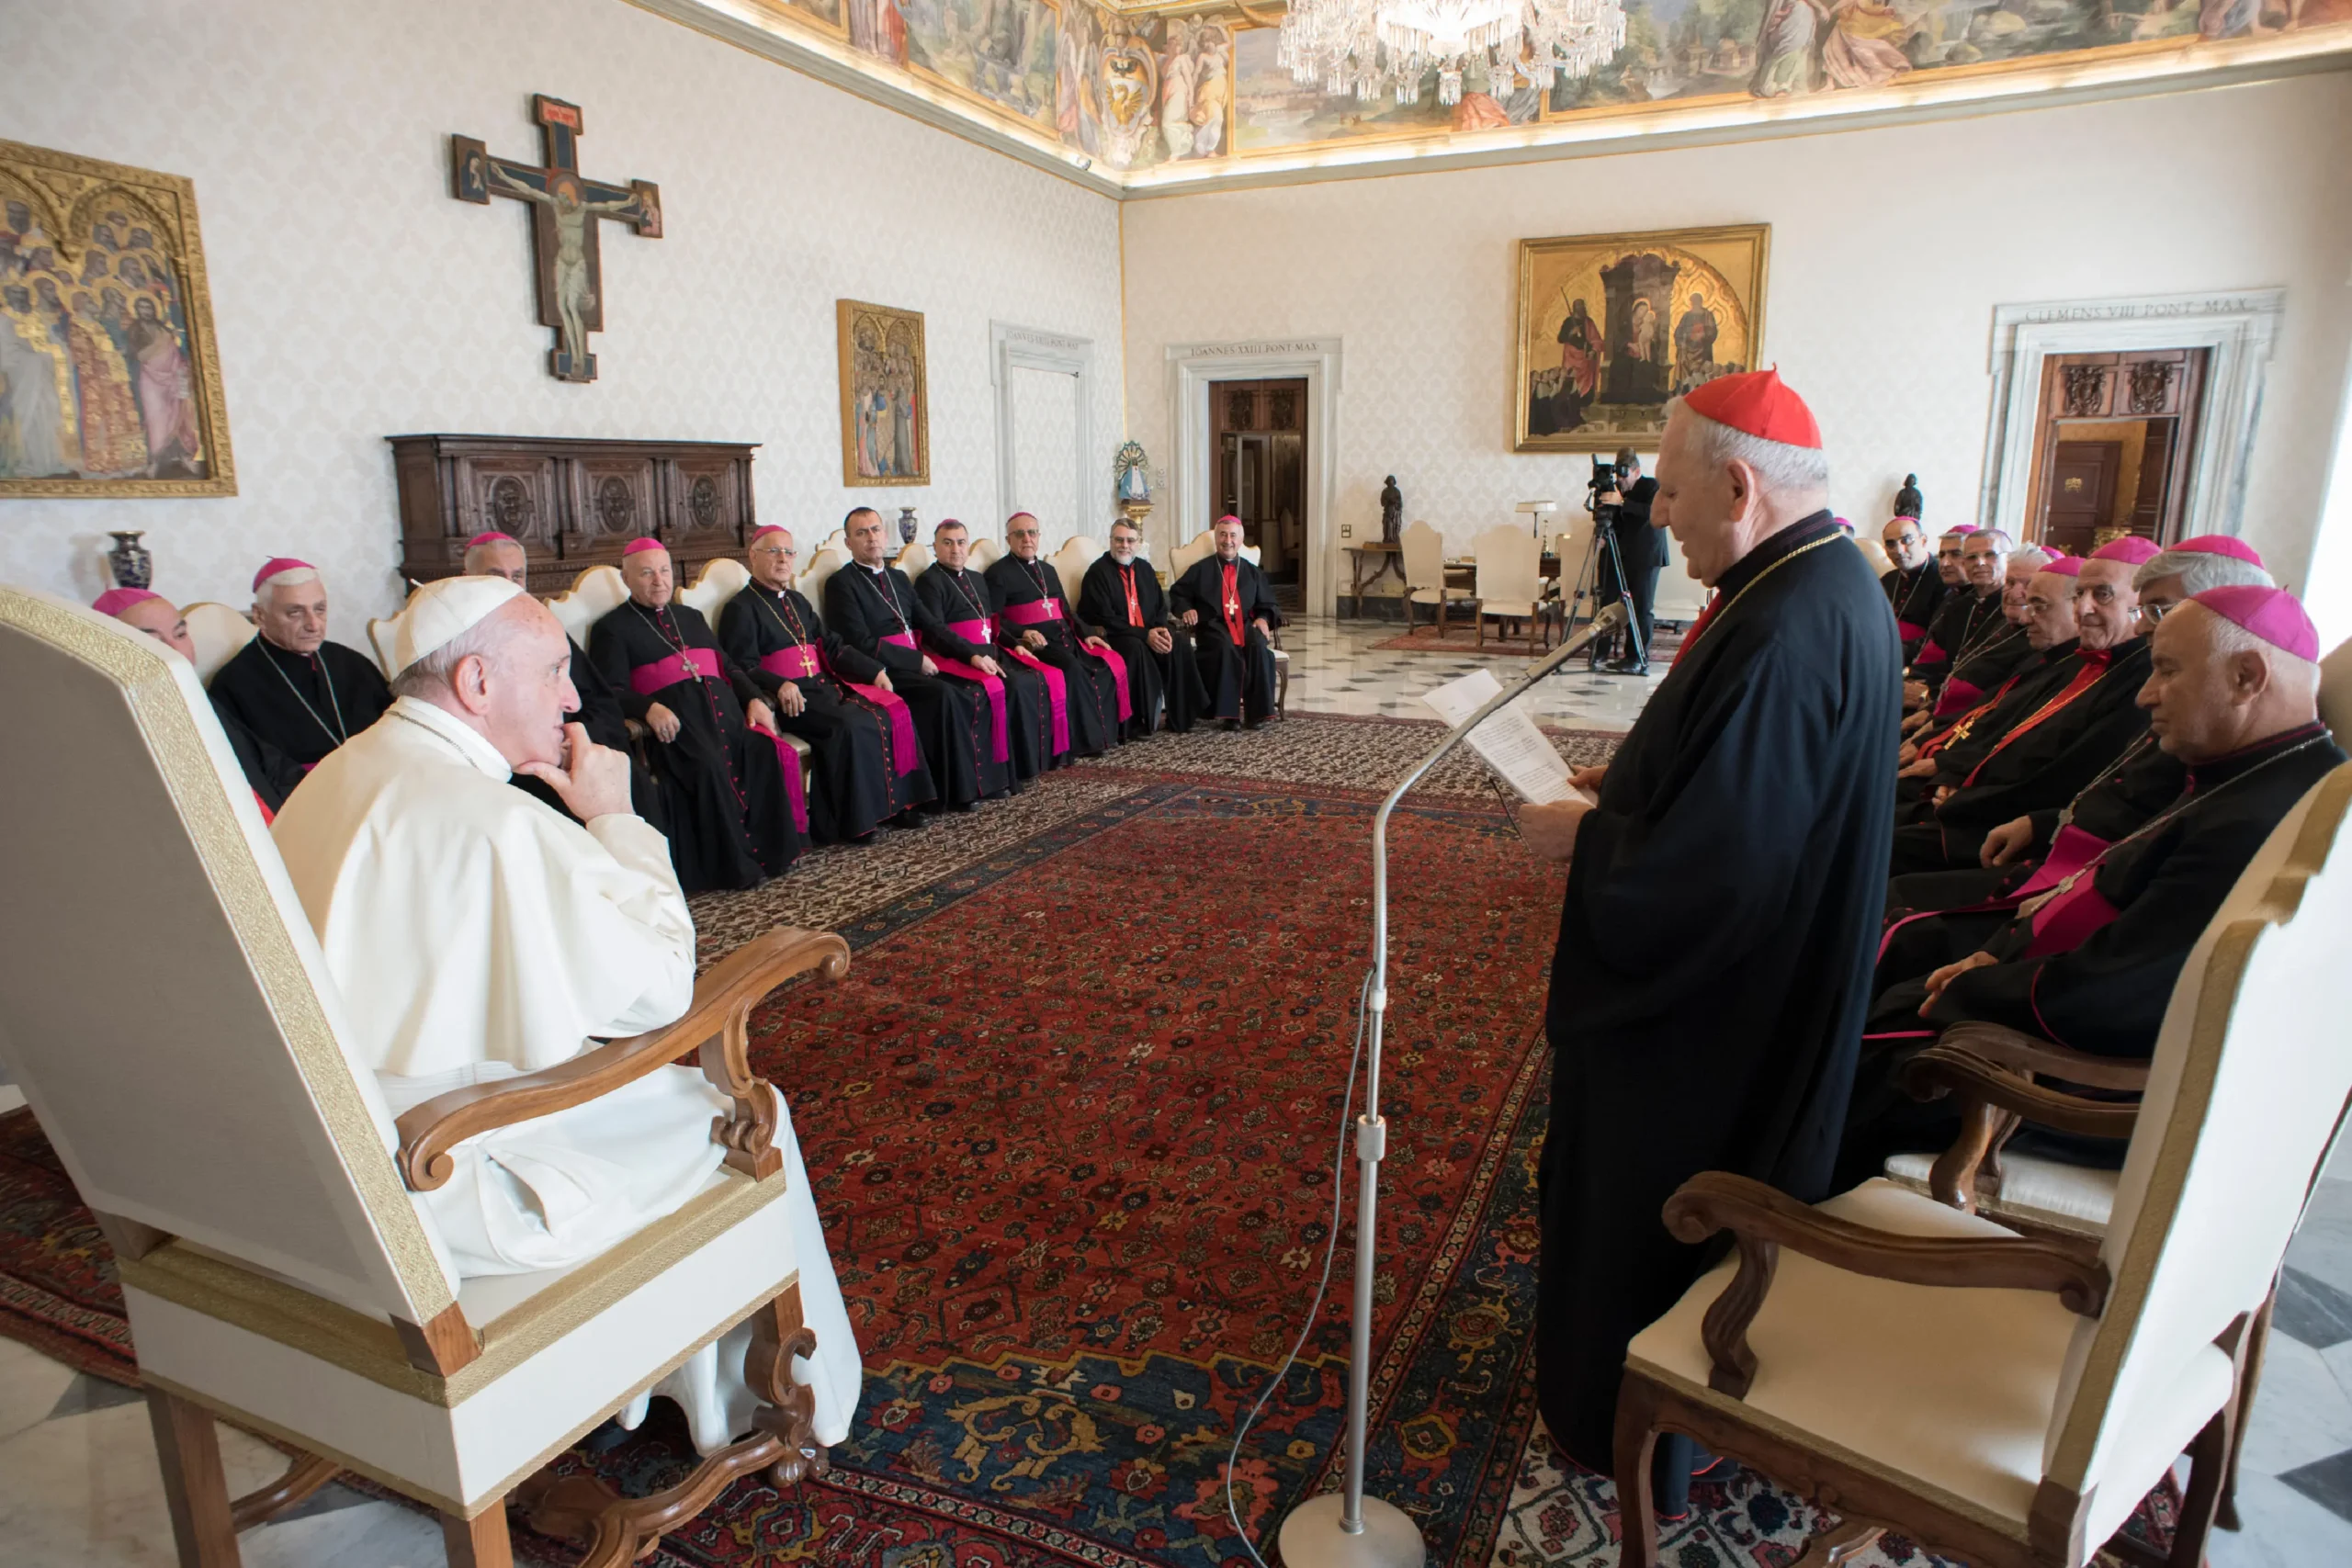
xmin=5 ymin=619 xmax=2349 ymax=1566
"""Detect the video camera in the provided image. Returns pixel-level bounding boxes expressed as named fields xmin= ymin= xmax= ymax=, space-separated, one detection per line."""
xmin=1584 ymin=457 xmax=1619 ymax=517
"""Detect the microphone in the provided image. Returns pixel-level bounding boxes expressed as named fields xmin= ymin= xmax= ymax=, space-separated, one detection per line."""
xmin=1276 ymin=601 xmax=1628 ymax=1568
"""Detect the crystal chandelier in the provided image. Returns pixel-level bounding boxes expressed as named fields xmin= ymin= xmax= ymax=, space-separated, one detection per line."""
xmin=1280 ymin=0 xmax=1627 ymax=108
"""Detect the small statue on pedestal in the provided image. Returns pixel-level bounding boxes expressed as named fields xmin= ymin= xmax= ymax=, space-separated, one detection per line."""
xmin=1894 ymin=473 xmax=1924 ymax=522
xmin=1114 ymin=439 xmax=1154 ymax=528
xmin=1380 ymin=476 xmax=1403 ymax=545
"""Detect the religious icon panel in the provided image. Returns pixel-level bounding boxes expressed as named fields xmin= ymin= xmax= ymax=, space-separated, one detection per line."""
xmin=0 ymin=139 xmax=233 ymax=497
xmin=1514 ymin=224 xmax=1770 ymax=455
xmin=836 ymin=299 xmax=930 ymax=487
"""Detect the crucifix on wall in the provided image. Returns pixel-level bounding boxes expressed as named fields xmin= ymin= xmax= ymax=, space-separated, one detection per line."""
xmin=450 ymin=95 xmax=662 ymax=383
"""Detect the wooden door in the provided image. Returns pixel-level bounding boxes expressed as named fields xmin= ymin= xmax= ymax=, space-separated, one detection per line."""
xmin=2044 ymin=442 xmax=2120 ymax=558
xmin=1210 ymin=378 xmax=1308 ymax=586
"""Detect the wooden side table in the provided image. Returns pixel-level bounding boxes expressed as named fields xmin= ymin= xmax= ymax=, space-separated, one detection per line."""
xmin=1344 ymin=542 xmax=1407 ymax=612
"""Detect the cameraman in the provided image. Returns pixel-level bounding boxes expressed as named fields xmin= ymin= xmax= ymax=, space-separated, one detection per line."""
xmin=1596 ymin=447 xmax=1665 ymax=672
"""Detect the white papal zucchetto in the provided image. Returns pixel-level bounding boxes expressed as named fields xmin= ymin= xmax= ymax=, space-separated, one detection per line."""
xmin=390 ymin=574 xmax=527 ymax=675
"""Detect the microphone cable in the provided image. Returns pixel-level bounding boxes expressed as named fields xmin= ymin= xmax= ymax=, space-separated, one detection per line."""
xmin=1224 ymin=966 xmax=1374 ymax=1568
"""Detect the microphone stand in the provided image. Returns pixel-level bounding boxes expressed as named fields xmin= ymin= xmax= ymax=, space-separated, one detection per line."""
xmin=1277 ymin=603 xmax=1628 ymax=1568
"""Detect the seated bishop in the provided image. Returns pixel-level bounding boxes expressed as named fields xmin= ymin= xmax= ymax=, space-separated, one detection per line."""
xmin=1905 ymin=528 xmax=2012 ymax=710
xmin=915 ymin=518 xmax=1056 ymax=784
xmin=462 ymin=530 xmax=663 ymax=829
xmin=718 ymin=525 xmax=935 ymax=841
xmin=1896 ymin=554 xmax=2085 ymax=802
xmin=1913 ymin=544 xmax=2050 ymax=728
xmin=96 ymin=586 xmax=305 ymax=818
xmin=1880 ymin=514 xmax=1948 ymax=665
xmin=1078 ymin=518 xmax=1209 ymax=736
xmin=1170 ymin=515 xmax=1283 ymax=729
xmin=822 ymin=507 xmax=997 ymax=810
xmin=1890 ymin=540 xmax=2158 ymax=874
xmin=1838 ymin=584 xmax=2344 ymax=1187
xmin=270 ymin=575 xmax=861 ymax=1450
xmin=589 ymin=539 xmax=801 ymax=893
xmin=985 ymin=512 xmax=1130 ymax=756
xmin=207 ymin=557 xmax=391 ymax=769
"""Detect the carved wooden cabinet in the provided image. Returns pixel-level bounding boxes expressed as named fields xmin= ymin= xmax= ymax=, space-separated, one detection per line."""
xmin=388 ymin=434 xmax=758 ymax=587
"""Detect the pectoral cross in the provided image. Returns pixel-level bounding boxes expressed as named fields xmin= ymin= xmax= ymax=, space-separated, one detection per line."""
xmin=1225 ymin=594 xmax=1242 ymax=620
xmin=451 ymin=95 xmax=662 ymax=383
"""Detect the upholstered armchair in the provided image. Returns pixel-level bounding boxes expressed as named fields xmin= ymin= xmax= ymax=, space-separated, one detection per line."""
xmin=182 ymin=600 xmax=257 ymax=684
xmin=1472 ymin=525 xmax=1553 ymax=652
xmin=0 ymin=586 xmax=849 ymax=1568
xmin=1400 ymin=521 xmax=1471 ymax=636
xmin=1614 ymin=763 xmax=2352 ymax=1568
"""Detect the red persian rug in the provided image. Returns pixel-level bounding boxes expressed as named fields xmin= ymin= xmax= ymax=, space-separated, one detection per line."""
xmin=0 ymin=732 xmax=2182 ymax=1568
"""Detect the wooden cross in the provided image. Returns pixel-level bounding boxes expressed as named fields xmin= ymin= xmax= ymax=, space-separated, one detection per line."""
xmin=451 ymin=95 xmax=662 ymax=384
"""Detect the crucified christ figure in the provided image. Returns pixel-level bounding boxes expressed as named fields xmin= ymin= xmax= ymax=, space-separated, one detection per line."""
xmin=484 ymin=164 xmax=644 ymax=378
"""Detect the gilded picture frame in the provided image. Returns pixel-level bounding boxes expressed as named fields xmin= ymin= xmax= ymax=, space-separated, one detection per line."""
xmin=1514 ymin=223 xmax=1770 ymax=454
xmin=836 ymin=299 xmax=930 ymax=487
xmin=0 ymin=139 xmax=235 ymax=497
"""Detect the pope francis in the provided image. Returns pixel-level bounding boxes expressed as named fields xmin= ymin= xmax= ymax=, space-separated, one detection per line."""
xmin=270 ymin=575 xmax=861 ymax=1450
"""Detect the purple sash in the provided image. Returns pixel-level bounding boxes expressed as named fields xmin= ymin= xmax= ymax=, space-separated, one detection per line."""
xmin=928 ymin=617 xmax=1009 ymax=763
xmin=2024 ymin=874 xmax=2120 ymax=959
xmin=1898 ymin=618 xmax=1928 ymax=644
xmin=1001 ymin=596 xmax=1130 ymax=724
xmin=2015 ymin=824 xmax=2109 ymax=900
xmin=757 ymin=729 xmax=809 ymax=834
xmin=760 ymin=641 xmax=920 ymax=778
xmin=628 ymin=647 xmax=719 ymax=696
xmin=1913 ymin=638 xmax=1949 ymax=670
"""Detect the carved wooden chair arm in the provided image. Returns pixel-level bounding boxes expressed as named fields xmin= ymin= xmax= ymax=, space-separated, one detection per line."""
xmin=1932 ymin=1021 xmax=2151 ymax=1092
xmin=396 ymin=928 xmax=850 ymax=1191
xmin=1659 ymin=1170 xmax=2111 ymax=1398
xmin=1898 ymin=1047 xmax=2143 ymax=1142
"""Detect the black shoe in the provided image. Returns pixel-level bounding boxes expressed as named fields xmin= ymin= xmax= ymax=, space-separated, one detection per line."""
xmin=1222 ymin=717 xmax=1240 ymax=731
xmin=888 ymin=808 xmax=929 ymax=829
xmin=1603 ymin=658 xmax=1650 ymax=676
xmin=1242 ymin=717 xmax=1264 ymax=730
xmin=955 ymin=799 xmax=981 ymax=813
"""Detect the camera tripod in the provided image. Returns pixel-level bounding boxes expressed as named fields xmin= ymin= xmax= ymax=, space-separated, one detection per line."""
xmin=1566 ymin=507 xmax=1651 ymax=673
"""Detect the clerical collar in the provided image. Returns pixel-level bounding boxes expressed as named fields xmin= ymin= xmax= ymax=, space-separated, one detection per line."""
xmin=388 ymin=695 xmax=511 ymax=783
xmin=2187 ymin=720 xmax=2334 ymax=792
xmin=1711 ymin=510 xmax=1838 ymax=604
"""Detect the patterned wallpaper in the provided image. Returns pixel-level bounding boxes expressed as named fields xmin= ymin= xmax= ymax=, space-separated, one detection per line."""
xmin=0 ymin=0 xmax=1124 ymax=625
xmin=1121 ymin=73 xmax=2352 ymax=597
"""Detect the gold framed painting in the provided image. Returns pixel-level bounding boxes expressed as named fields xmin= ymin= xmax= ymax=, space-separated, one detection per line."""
xmin=1514 ymin=224 xmax=1770 ymax=454
xmin=837 ymin=299 xmax=929 ymax=487
xmin=0 ymin=139 xmax=234 ymax=496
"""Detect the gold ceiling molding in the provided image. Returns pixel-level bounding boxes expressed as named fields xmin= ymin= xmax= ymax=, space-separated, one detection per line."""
xmin=634 ymin=0 xmax=2352 ymax=199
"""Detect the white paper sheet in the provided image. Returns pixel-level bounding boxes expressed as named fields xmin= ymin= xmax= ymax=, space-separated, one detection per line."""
xmin=1421 ymin=669 xmax=1593 ymax=806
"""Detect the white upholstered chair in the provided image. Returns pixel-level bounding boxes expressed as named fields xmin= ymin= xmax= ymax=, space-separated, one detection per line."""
xmin=183 ymin=601 xmax=256 ymax=684
xmin=1050 ymin=535 xmax=1104 ymax=608
xmin=1400 ymin=521 xmax=1470 ymax=636
xmin=544 ymin=564 xmax=629 ymax=651
xmin=1471 ymin=525 xmax=1552 ymax=652
xmin=1169 ymin=528 xmax=1214 ymax=581
xmin=965 ymin=536 xmax=1002 ymax=573
xmin=1615 ymin=762 xmax=2352 ymax=1568
xmin=0 ymin=585 xmax=845 ymax=1568
xmin=795 ymin=547 xmax=845 ymax=608
xmin=892 ymin=541 xmax=933 ymax=580
xmin=1855 ymin=533 xmax=1895 ymax=579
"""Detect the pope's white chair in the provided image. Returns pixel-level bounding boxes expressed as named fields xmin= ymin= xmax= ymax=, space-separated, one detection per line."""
xmin=0 ymin=585 xmax=847 ymax=1568
xmin=1471 ymin=525 xmax=1552 ymax=652
xmin=679 ymin=558 xmax=811 ymax=784
xmin=892 ymin=541 xmax=932 ymax=580
xmin=183 ymin=601 xmax=256 ymax=685
xmin=966 ymin=536 xmax=1002 ymax=573
xmin=1615 ymin=763 xmax=2352 ymax=1568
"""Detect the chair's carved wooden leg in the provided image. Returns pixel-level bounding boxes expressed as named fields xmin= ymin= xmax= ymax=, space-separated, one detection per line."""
xmin=1611 ymin=1376 xmax=1664 ymax=1568
xmin=1792 ymin=1519 xmax=1885 ymax=1567
xmin=440 ymin=1504 xmax=514 ymax=1568
xmin=2165 ymin=1407 xmax=2232 ymax=1567
xmin=746 ymin=1282 xmax=827 ymax=1486
xmin=145 ymin=1388 xmax=241 ymax=1568
xmin=522 ymin=1286 xmax=830 ymax=1568
xmin=229 ymin=1452 xmax=340 ymax=1530
xmin=1928 ymin=1095 xmax=2009 ymax=1213
xmin=2218 ymin=1287 xmax=2276 ymax=1531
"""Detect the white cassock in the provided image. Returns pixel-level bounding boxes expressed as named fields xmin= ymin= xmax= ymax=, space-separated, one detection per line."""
xmin=272 ymin=695 xmax=860 ymax=1449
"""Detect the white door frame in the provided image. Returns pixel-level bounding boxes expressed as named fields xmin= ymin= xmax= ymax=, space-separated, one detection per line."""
xmin=1165 ymin=337 xmax=1344 ymax=617
xmin=991 ymin=321 xmax=1094 ymax=544
xmin=1977 ymin=288 xmax=2285 ymax=543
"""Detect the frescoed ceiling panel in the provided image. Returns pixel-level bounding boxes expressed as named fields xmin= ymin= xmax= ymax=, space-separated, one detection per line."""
xmin=638 ymin=0 xmax=2352 ymax=193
